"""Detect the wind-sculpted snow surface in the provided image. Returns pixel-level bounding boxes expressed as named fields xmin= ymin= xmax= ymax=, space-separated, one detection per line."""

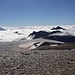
xmin=0 ymin=25 xmax=75 ymax=42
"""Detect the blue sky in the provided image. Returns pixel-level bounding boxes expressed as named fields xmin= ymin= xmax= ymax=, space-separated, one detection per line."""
xmin=0 ymin=0 xmax=75 ymax=26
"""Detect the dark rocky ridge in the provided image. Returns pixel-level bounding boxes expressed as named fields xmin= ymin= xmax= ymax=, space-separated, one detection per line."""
xmin=46 ymin=35 xmax=75 ymax=42
xmin=29 ymin=30 xmax=75 ymax=42
xmin=29 ymin=31 xmax=62 ymax=39
xmin=51 ymin=26 xmax=65 ymax=30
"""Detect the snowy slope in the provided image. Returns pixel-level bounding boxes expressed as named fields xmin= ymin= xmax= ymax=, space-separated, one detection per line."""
xmin=0 ymin=25 xmax=75 ymax=42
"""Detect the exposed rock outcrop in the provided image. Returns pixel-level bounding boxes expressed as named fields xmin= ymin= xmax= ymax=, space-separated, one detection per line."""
xmin=51 ymin=26 xmax=65 ymax=30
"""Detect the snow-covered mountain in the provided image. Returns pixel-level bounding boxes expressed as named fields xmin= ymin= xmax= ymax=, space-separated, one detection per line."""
xmin=0 ymin=25 xmax=75 ymax=42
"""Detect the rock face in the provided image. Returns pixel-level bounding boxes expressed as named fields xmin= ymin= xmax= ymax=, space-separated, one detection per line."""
xmin=29 ymin=31 xmax=62 ymax=39
xmin=46 ymin=35 xmax=75 ymax=42
xmin=29 ymin=31 xmax=50 ymax=39
xmin=28 ymin=30 xmax=75 ymax=42
xmin=51 ymin=26 xmax=65 ymax=30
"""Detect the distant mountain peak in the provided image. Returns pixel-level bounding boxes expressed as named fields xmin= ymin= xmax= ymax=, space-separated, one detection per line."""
xmin=51 ymin=26 xmax=65 ymax=30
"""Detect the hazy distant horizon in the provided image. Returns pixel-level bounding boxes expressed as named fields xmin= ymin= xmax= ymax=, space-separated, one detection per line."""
xmin=0 ymin=25 xmax=75 ymax=27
